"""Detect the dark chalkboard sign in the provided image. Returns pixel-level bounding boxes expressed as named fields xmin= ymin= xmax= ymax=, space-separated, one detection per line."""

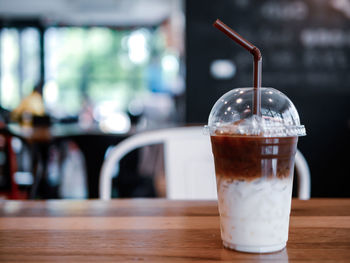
xmin=186 ymin=0 xmax=350 ymax=197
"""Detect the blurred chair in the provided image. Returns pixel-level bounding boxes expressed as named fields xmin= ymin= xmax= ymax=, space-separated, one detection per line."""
xmin=99 ymin=126 xmax=311 ymax=200
xmin=295 ymin=150 xmax=311 ymax=200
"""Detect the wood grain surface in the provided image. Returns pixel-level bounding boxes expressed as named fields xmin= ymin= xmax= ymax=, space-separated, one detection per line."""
xmin=0 ymin=199 xmax=349 ymax=262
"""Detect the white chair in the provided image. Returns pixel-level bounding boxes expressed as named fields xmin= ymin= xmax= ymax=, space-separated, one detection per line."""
xmin=295 ymin=150 xmax=311 ymax=200
xmin=99 ymin=126 xmax=311 ymax=200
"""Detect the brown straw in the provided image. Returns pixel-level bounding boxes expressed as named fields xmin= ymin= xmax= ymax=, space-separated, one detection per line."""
xmin=213 ymin=19 xmax=262 ymax=116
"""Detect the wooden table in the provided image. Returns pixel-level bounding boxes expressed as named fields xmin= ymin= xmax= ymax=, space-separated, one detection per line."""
xmin=0 ymin=199 xmax=349 ymax=262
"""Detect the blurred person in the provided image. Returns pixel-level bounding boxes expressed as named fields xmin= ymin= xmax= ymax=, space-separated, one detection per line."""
xmin=11 ymin=82 xmax=46 ymax=126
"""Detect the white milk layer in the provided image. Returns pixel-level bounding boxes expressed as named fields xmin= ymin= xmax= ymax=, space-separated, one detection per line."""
xmin=217 ymin=176 xmax=293 ymax=249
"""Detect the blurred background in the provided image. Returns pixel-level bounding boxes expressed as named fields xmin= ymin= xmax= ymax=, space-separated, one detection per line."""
xmin=0 ymin=0 xmax=349 ymax=199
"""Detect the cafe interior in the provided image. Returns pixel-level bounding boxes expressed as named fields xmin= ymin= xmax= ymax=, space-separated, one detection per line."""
xmin=0 ymin=0 xmax=349 ymax=200
xmin=0 ymin=0 xmax=349 ymax=261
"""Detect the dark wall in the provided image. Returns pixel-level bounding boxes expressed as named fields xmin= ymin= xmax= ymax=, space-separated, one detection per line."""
xmin=185 ymin=0 xmax=350 ymax=197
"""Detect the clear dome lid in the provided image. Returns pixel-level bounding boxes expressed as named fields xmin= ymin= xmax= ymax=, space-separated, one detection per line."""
xmin=207 ymin=88 xmax=306 ymax=137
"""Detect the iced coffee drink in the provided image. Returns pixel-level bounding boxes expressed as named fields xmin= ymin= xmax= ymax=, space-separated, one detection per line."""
xmin=207 ymin=88 xmax=306 ymax=253
xmin=212 ymin=134 xmax=297 ymax=252
xmin=209 ymin=20 xmax=306 ymax=253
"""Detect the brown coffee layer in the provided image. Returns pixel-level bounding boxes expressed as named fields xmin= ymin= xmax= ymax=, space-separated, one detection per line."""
xmin=211 ymin=135 xmax=298 ymax=181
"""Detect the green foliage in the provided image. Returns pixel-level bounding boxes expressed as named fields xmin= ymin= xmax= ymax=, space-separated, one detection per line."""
xmin=53 ymin=27 xmax=161 ymax=115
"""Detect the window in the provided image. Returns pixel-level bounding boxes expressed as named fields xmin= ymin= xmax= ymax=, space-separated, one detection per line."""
xmin=0 ymin=27 xmax=40 ymax=110
xmin=44 ymin=26 xmax=179 ymax=118
xmin=0 ymin=24 xmax=182 ymax=125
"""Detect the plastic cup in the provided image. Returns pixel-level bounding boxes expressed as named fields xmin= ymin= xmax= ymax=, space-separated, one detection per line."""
xmin=207 ymin=87 xmax=306 ymax=253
